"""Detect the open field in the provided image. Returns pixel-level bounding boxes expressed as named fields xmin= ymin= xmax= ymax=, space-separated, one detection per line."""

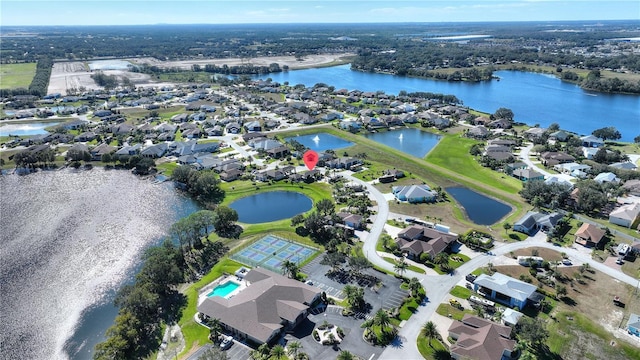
xmin=0 ymin=63 xmax=37 ymax=89
xmin=493 ymin=263 xmax=640 ymax=360
xmin=47 ymin=54 xmax=353 ymax=95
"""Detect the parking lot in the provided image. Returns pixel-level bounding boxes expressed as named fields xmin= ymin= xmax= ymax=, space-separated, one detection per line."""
xmin=185 ymin=338 xmax=252 ymax=360
xmin=301 ymin=254 xmax=409 ymax=314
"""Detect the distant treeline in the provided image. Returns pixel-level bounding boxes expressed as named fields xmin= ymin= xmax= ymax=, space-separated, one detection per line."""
xmin=130 ymin=62 xmax=283 ymax=76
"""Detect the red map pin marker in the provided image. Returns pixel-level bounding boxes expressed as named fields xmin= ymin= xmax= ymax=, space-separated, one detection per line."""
xmin=303 ymin=150 xmax=319 ymax=170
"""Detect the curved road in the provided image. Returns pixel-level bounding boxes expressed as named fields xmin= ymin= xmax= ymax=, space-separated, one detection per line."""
xmin=519 ymin=143 xmax=574 ymax=182
xmin=341 ymin=172 xmax=639 ymax=360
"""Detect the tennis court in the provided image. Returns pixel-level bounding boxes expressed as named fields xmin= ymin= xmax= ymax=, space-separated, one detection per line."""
xmin=231 ymin=234 xmax=319 ymax=274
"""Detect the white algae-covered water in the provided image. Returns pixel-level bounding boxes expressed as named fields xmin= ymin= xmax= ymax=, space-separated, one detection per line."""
xmin=0 ymin=169 xmax=198 ymax=359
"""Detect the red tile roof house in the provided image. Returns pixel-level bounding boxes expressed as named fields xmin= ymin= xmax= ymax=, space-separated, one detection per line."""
xmin=448 ymin=314 xmax=517 ymax=360
xmin=198 ymin=268 xmax=321 ymax=345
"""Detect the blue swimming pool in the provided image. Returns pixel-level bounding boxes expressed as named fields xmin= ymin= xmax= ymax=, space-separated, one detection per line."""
xmin=207 ymin=281 xmax=240 ymax=298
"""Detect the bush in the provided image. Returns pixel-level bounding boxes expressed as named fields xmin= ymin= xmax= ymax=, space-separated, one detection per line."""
xmin=312 ymin=330 xmax=320 ymax=341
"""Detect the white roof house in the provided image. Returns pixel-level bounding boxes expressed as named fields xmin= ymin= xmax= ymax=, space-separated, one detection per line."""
xmin=544 ymin=176 xmax=574 ymax=189
xmin=609 ymin=203 xmax=640 ymax=228
xmin=594 ymin=172 xmax=620 ymax=184
xmin=473 ymin=273 xmax=538 ymax=310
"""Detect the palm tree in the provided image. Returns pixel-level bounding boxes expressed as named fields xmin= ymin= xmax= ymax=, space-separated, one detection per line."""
xmin=270 ymin=345 xmax=286 ymax=360
xmin=422 ymin=321 xmax=438 ymax=347
xmin=336 ymin=350 xmax=355 ymax=360
xmin=394 ymin=257 xmax=409 ymax=278
xmin=208 ymin=318 xmax=222 ymax=343
xmin=373 ymin=308 xmax=392 ymax=334
xmin=343 ymin=284 xmax=365 ymax=310
xmin=408 ymin=277 xmax=422 ymax=298
xmin=503 ymin=222 xmax=512 ymax=235
xmin=281 ymin=260 xmax=299 ymax=279
xmin=434 ymin=253 xmax=449 ymax=266
xmin=287 ymin=341 xmax=302 ymax=359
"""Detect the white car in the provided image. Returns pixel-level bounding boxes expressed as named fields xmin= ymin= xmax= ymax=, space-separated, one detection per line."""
xmin=220 ymin=335 xmax=233 ymax=350
xmin=562 ymin=259 xmax=572 ymax=266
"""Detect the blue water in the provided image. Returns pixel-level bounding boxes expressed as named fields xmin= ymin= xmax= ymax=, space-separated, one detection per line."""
xmin=257 ymin=65 xmax=640 ymax=141
xmin=446 ymin=187 xmax=512 ymax=225
xmin=229 ymin=191 xmax=313 ymax=223
xmin=207 ymin=281 xmax=240 ymax=298
xmin=285 ymin=133 xmax=353 ymax=151
xmin=363 ymin=128 xmax=440 ymax=158
xmin=0 ymin=122 xmax=59 ymax=136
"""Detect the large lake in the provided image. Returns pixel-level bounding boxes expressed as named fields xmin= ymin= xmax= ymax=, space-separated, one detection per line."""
xmin=257 ymin=65 xmax=640 ymax=141
xmin=0 ymin=170 xmax=199 ymax=360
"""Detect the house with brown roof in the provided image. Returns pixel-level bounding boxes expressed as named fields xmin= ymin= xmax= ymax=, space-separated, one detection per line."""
xmin=448 ymin=314 xmax=517 ymax=360
xmin=574 ymin=223 xmax=606 ymax=248
xmin=539 ymin=151 xmax=575 ymax=166
xmin=197 ymin=268 xmax=321 ymax=345
xmin=395 ymin=224 xmax=458 ymax=259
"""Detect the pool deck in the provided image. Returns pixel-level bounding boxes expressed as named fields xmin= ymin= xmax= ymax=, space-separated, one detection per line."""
xmin=197 ymin=275 xmax=247 ymax=306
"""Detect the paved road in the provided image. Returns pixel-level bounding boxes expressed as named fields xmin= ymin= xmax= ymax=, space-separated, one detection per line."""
xmin=518 ymin=143 xmax=574 ymax=182
xmin=339 ymin=171 xmax=640 ymax=360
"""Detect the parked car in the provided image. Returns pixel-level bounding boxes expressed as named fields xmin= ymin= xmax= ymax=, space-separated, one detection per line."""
xmin=616 ymin=257 xmax=624 ymax=265
xmin=562 ymin=259 xmax=572 ymax=266
xmin=220 ymin=335 xmax=233 ymax=350
xmin=449 ymin=298 xmax=462 ymax=309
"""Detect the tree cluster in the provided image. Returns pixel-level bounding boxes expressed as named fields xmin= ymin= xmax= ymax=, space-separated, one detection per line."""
xmin=94 ymin=241 xmax=185 ymax=360
xmin=519 ymin=180 xmax=572 ymax=210
xmin=171 ymin=166 xmax=225 ymax=203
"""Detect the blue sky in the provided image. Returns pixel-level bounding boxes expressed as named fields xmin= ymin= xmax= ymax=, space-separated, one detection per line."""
xmin=2 ymin=1 xmax=639 ymax=26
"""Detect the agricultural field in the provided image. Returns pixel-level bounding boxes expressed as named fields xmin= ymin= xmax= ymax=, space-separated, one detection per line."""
xmin=0 ymin=63 xmax=37 ymax=89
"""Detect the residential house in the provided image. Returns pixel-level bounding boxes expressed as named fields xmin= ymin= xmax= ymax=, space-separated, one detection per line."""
xmin=512 ymin=168 xmax=544 ymax=182
xmin=540 ymin=152 xmax=575 ymax=166
xmin=379 ymin=169 xmax=405 ymax=183
xmin=207 ymin=125 xmax=224 ymax=136
xmin=473 ymin=272 xmax=538 ymax=310
xmin=75 ymin=131 xmax=97 ymax=142
xmin=326 ymin=157 xmax=361 ymax=170
xmin=488 ymin=118 xmax=512 ymax=129
xmin=115 ymin=144 xmax=142 ymax=158
xmin=255 ymin=169 xmax=286 ymax=182
xmin=225 ymin=122 xmax=242 ymax=134
xmin=609 ymin=203 xmax=640 ymax=228
xmin=448 ymin=315 xmax=517 ymax=360
xmin=513 ymin=211 xmax=563 ymax=235
xmin=266 ymin=146 xmax=289 ymax=159
xmin=392 ymin=184 xmax=437 ymax=203
xmin=574 ymin=223 xmax=606 ymax=248
xmin=171 ymin=113 xmax=189 ymax=123
xmin=610 ymin=162 xmax=637 ymax=171
xmin=582 ymin=147 xmax=599 ymax=160
xmin=549 ymin=130 xmax=571 ymax=142
xmin=337 ymin=212 xmax=364 ymax=230
xmin=544 ymin=176 xmax=574 ymax=189
xmin=339 ymin=120 xmax=361 ymax=132
xmin=627 ymin=314 xmax=640 ymax=337
xmin=622 ymin=180 xmax=640 ymax=196
xmin=594 ymin=172 xmax=620 ymax=184
xmin=467 ymin=125 xmax=490 ymax=139
xmin=154 ymin=123 xmax=178 ymax=134
xmin=244 ymin=120 xmax=262 ymax=132
xmin=90 ymin=143 xmax=117 ymax=161
xmin=197 ymin=268 xmax=321 ymax=345
xmin=580 ymin=135 xmax=604 ymax=148
xmin=395 ymin=224 xmax=458 ymax=259
xmin=141 ymin=143 xmax=168 ymax=158
xmin=523 ymin=127 xmax=546 ymax=140
xmin=219 ymin=169 xmax=243 ymax=182
xmin=504 ymin=162 xmax=527 ymax=175
xmin=554 ymin=162 xmax=591 ymax=175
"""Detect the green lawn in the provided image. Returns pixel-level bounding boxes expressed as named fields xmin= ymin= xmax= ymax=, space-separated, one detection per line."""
xmin=381 ymin=256 xmax=427 ymax=274
xmin=435 ymin=303 xmax=475 ymax=321
xmin=178 ymin=258 xmax=244 ymax=357
xmin=417 ymin=336 xmax=449 ymax=360
xmin=426 ymin=134 xmax=522 ymax=195
xmin=0 ymin=62 xmax=37 ymax=89
xmin=449 ymin=285 xmax=472 ymax=299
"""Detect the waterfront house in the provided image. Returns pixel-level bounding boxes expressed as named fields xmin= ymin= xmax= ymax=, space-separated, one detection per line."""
xmin=467 ymin=125 xmax=490 ymax=139
xmin=448 ymin=315 xmax=517 ymax=360
xmin=580 ymin=135 xmax=604 ymax=148
xmin=549 ymin=130 xmax=571 ymax=142
xmin=197 ymin=268 xmax=321 ymax=345
xmin=392 ymin=184 xmax=437 ymax=203
xmin=523 ymin=127 xmax=546 ymax=140
xmin=473 ymin=272 xmax=538 ymax=310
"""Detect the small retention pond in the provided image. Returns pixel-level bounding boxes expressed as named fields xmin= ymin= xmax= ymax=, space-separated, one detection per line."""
xmin=229 ymin=191 xmax=313 ymax=223
xmin=446 ymin=187 xmax=512 ymax=225
xmin=363 ymin=128 xmax=441 ymax=158
xmin=285 ymin=133 xmax=353 ymax=152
